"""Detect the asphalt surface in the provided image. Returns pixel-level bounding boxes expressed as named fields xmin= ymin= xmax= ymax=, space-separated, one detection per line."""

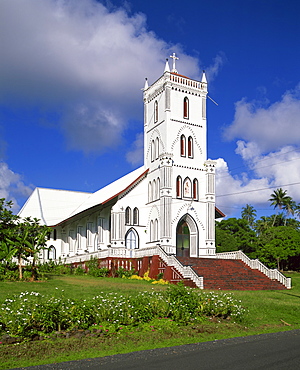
xmin=12 ymin=329 xmax=300 ymax=370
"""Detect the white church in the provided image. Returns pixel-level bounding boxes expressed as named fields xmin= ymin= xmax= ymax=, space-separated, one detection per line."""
xmin=19 ymin=55 xmax=290 ymax=290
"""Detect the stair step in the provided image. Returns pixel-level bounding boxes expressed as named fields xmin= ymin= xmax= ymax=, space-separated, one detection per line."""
xmin=177 ymin=257 xmax=286 ymax=291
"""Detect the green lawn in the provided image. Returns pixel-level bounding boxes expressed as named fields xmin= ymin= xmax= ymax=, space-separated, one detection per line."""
xmin=0 ymin=272 xmax=299 ymax=370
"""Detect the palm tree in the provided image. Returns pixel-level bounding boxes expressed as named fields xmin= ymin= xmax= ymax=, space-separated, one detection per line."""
xmin=241 ymin=204 xmax=256 ymax=227
xmin=268 ymin=188 xmax=292 ymax=226
xmin=283 ymin=199 xmax=296 ymax=226
xmin=294 ymin=203 xmax=300 ymax=220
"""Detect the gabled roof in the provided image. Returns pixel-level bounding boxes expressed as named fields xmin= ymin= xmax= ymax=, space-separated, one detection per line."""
xmin=18 ymin=166 xmax=148 ymax=226
xmin=18 ymin=188 xmax=91 ymax=226
xmin=65 ymin=166 xmax=148 ymax=221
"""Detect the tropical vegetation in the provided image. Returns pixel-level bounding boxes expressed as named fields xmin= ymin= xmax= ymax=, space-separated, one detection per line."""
xmin=216 ymin=188 xmax=300 ymax=270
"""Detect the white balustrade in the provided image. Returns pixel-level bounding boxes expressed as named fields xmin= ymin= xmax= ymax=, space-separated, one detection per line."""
xmin=216 ymin=251 xmax=291 ymax=289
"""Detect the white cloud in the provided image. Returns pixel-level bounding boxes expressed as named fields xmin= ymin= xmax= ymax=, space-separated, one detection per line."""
xmin=224 ymin=84 xmax=300 ymax=153
xmin=215 ymin=145 xmax=300 ymax=216
xmin=126 ymin=132 xmax=144 ymax=165
xmin=205 ymin=52 xmax=226 ymax=82
xmin=0 ymin=162 xmax=33 ymax=210
xmin=0 ymin=0 xmax=203 ymax=154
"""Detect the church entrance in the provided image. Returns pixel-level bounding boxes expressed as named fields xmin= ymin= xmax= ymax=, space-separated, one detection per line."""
xmin=176 ymin=220 xmax=190 ymax=257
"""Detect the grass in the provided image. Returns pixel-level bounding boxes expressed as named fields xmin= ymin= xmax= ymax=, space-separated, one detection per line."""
xmin=1 ymin=272 xmax=300 ymax=369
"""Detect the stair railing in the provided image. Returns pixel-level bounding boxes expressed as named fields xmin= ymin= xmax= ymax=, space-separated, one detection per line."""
xmin=216 ymin=251 xmax=291 ymax=289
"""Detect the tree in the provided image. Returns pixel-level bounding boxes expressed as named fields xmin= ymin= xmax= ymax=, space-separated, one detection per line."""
xmin=268 ymin=188 xmax=292 ymax=226
xmin=215 ymin=218 xmax=258 ymax=255
xmin=256 ymin=226 xmax=300 ymax=270
xmin=0 ymin=198 xmax=51 ymax=280
xmin=241 ymin=204 xmax=256 ymax=227
xmin=13 ymin=217 xmax=51 ymax=280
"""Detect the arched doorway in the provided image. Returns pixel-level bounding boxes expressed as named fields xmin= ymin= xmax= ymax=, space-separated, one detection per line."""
xmin=176 ymin=220 xmax=190 ymax=257
xmin=176 ymin=214 xmax=198 ymax=257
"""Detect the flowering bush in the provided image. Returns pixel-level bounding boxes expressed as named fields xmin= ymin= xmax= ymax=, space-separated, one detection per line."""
xmin=0 ymin=284 xmax=247 ymax=339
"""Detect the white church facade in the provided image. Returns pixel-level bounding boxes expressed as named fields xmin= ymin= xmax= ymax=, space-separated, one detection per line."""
xmin=19 ymin=55 xmax=222 ymax=262
xmin=19 ymin=56 xmax=290 ymax=289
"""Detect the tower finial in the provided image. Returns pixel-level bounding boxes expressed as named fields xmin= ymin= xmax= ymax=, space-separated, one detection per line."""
xmin=170 ymin=52 xmax=179 ymax=73
xmin=164 ymin=58 xmax=170 ymax=73
xmin=201 ymin=70 xmax=207 ymax=84
xmin=144 ymin=78 xmax=149 ymax=90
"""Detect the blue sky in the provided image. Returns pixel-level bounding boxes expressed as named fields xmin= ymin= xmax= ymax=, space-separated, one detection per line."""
xmin=1 ymin=0 xmax=300 ymax=219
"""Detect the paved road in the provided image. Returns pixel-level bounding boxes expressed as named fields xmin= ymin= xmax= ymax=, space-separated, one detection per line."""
xmin=12 ymin=329 xmax=300 ymax=370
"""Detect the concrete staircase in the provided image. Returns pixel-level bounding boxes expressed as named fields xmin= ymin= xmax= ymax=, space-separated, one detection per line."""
xmin=177 ymin=256 xmax=287 ymax=290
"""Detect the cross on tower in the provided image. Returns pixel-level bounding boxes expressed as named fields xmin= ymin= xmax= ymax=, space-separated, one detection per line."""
xmin=170 ymin=52 xmax=179 ymax=73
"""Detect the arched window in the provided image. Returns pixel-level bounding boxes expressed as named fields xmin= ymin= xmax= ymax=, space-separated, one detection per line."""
xmin=193 ymin=179 xmax=198 ymax=200
xmin=133 ymin=207 xmax=139 ymax=225
xmin=150 ymin=220 xmax=153 ymax=241
xmin=125 ymin=207 xmax=131 ymax=225
xmin=148 ymin=181 xmax=152 ymax=202
xmin=188 ymin=136 xmax=193 ymax=158
xmin=176 ymin=176 xmax=182 ymax=198
xmin=183 ymin=97 xmax=189 ymax=119
xmin=180 ymin=135 xmax=186 ymax=157
xmin=155 ymin=137 xmax=159 ymax=159
xmin=151 ymin=140 xmax=155 ymax=162
xmin=154 ymin=219 xmax=159 ymax=241
xmin=183 ymin=177 xmax=192 ymax=198
xmin=48 ymin=245 xmax=56 ymax=260
xmin=157 ymin=177 xmax=160 ymax=200
xmin=154 ymin=100 xmax=158 ymax=123
xmin=126 ymin=228 xmax=139 ymax=249
xmin=153 ymin=179 xmax=156 ymax=200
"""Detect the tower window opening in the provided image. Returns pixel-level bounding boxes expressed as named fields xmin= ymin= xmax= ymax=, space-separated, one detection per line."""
xmin=176 ymin=176 xmax=182 ymax=198
xmin=154 ymin=100 xmax=158 ymax=123
xmin=188 ymin=136 xmax=193 ymax=158
xmin=193 ymin=179 xmax=198 ymax=200
xmin=180 ymin=135 xmax=186 ymax=157
xmin=183 ymin=97 xmax=189 ymax=119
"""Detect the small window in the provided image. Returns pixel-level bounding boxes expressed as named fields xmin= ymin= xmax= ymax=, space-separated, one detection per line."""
xmin=183 ymin=97 xmax=189 ymax=119
xmin=150 ymin=220 xmax=153 ymax=242
xmin=133 ymin=208 xmax=139 ymax=225
xmin=151 ymin=140 xmax=155 ymax=162
xmin=148 ymin=181 xmax=152 ymax=202
xmin=125 ymin=207 xmax=131 ymax=225
xmin=176 ymin=176 xmax=182 ymax=198
xmin=193 ymin=179 xmax=198 ymax=200
xmin=157 ymin=177 xmax=160 ymax=200
xmin=53 ymin=229 xmax=57 ymax=241
xmin=154 ymin=100 xmax=158 ymax=123
xmin=180 ymin=135 xmax=186 ymax=157
xmin=154 ymin=219 xmax=159 ymax=241
xmin=155 ymin=137 xmax=159 ymax=159
xmin=188 ymin=136 xmax=193 ymax=158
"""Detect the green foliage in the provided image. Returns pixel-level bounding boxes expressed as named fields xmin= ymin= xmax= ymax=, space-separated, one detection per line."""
xmin=116 ymin=267 xmax=137 ymax=278
xmin=0 ymin=285 xmax=246 ymax=339
xmin=215 ymin=218 xmax=257 ymax=254
xmin=73 ymin=265 xmax=86 ymax=275
xmin=256 ymin=226 xmax=300 ymax=269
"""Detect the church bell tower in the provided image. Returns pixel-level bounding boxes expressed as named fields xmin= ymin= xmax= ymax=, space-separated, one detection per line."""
xmin=143 ymin=54 xmax=216 ymax=257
